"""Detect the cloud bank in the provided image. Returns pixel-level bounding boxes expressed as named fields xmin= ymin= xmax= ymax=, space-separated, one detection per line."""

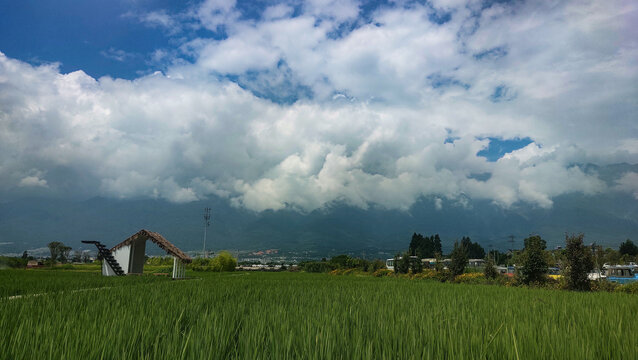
xmin=0 ymin=0 xmax=636 ymax=212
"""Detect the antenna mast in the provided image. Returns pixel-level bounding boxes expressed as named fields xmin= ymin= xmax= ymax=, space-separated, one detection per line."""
xmin=203 ymin=207 xmax=211 ymax=258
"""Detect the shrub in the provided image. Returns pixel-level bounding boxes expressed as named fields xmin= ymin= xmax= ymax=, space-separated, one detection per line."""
xmin=190 ymin=251 xmax=237 ymax=272
xmin=303 ymin=261 xmax=335 ymax=273
xmin=454 ymin=273 xmax=485 ymax=284
xmin=373 ymin=269 xmax=393 ymax=277
xmin=483 ymin=257 xmax=498 ymax=280
xmin=590 ymin=280 xmax=619 ymax=292
xmin=542 ymin=276 xmax=567 ymax=290
xmin=435 ymin=269 xmax=453 ymax=282
xmin=412 ymin=269 xmax=437 ymax=280
xmin=0 ymin=257 xmax=28 ymax=269
xmin=615 ymin=281 xmax=638 ymax=294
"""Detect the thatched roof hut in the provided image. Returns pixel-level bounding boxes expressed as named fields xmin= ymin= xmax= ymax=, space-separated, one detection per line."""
xmin=111 ymin=229 xmax=192 ymax=263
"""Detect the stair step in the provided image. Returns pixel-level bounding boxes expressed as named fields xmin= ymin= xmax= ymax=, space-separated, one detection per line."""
xmin=84 ymin=241 xmax=125 ymax=276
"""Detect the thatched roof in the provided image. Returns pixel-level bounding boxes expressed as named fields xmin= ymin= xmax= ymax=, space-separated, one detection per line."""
xmin=111 ymin=229 xmax=192 ymax=263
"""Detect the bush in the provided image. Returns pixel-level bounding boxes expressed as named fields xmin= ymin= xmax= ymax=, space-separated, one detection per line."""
xmin=541 ymin=276 xmax=567 ymax=290
xmin=302 ymin=261 xmax=335 ymax=273
xmin=189 ymin=251 xmax=237 ymax=272
xmin=615 ymin=281 xmax=638 ymax=294
xmin=435 ymin=270 xmax=453 ymax=282
xmin=373 ymin=269 xmax=393 ymax=277
xmin=483 ymin=258 xmax=498 ymax=280
xmin=590 ymin=280 xmax=619 ymax=292
xmin=0 ymin=257 xmax=28 ymax=269
xmin=412 ymin=269 xmax=437 ymax=280
xmin=454 ymin=273 xmax=485 ymax=284
xmin=369 ymin=259 xmax=386 ymax=273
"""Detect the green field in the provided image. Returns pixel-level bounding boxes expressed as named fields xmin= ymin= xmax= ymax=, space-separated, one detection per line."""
xmin=1 ymin=270 xmax=636 ymax=359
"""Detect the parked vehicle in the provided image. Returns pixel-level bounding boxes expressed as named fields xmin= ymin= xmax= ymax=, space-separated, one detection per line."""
xmin=604 ymin=264 xmax=638 ymax=284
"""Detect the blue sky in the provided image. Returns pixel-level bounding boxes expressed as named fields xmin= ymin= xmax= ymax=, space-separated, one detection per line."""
xmin=0 ymin=0 xmax=398 ymax=80
xmin=0 ymin=0 xmax=636 ymax=212
xmin=0 ymin=0 xmax=190 ymax=78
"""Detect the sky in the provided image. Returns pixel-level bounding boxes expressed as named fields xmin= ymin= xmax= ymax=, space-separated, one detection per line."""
xmin=0 ymin=0 xmax=637 ymax=213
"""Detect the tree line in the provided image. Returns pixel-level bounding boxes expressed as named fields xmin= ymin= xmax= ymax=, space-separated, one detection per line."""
xmin=398 ymin=232 xmax=638 ymax=291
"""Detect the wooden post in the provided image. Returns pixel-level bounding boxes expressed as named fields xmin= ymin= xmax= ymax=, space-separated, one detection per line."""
xmin=172 ymin=256 xmax=186 ymax=279
xmin=172 ymin=256 xmax=178 ymax=279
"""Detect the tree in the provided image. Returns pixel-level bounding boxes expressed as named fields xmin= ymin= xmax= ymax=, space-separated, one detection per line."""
xmin=524 ymin=236 xmax=546 ymax=250
xmin=329 ymin=255 xmax=353 ymax=268
xmin=396 ymin=252 xmax=411 ymax=274
xmin=449 ymin=241 xmax=468 ymax=277
xmin=483 ymin=256 xmax=498 ymax=280
xmin=433 ymin=234 xmax=442 ymax=255
xmin=434 ymin=252 xmax=444 ymax=273
xmin=564 ymin=233 xmax=593 ymax=291
xmin=488 ymin=250 xmax=508 ymax=265
xmin=460 ymin=236 xmax=486 ymax=259
xmin=47 ymin=241 xmax=63 ymax=266
xmin=619 ymin=239 xmax=638 ymax=257
xmin=410 ymin=255 xmax=423 ymax=274
xmin=59 ymin=245 xmax=72 ymax=263
xmin=72 ymin=250 xmax=82 ymax=263
xmin=211 ymin=251 xmax=237 ymax=271
xmin=22 ymin=251 xmax=28 ymax=259
xmin=409 ymin=233 xmax=443 ymax=259
xmin=518 ymin=235 xmax=548 ymax=284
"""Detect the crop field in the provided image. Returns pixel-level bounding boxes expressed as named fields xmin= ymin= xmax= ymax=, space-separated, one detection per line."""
xmin=1 ymin=270 xmax=637 ymax=359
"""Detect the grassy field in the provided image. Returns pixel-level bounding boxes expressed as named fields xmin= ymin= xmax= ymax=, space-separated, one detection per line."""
xmin=1 ymin=270 xmax=636 ymax=359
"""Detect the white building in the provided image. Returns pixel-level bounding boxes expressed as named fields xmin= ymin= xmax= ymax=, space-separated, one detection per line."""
xmin=100 ymin=229 xmax=192 ymax=279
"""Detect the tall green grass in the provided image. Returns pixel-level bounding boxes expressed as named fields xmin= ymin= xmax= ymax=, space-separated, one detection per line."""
xmin=1 ymin=271 xmax=636 ymax=359
xmin=0 ymin=269 xmax=171 ymax=297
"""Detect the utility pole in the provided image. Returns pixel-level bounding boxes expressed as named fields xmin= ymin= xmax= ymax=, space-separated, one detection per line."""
xmin=203 ymin=207 xmax=211 ymax=258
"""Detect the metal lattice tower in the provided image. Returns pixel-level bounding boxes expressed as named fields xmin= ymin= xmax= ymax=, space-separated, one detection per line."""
xmin=203 ymin=207 xmax=211 ymax=258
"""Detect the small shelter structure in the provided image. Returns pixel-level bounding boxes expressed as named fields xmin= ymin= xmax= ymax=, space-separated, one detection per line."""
xmin=102 ymin=229 xmax=192 ymax=279
xmin=26 ymin=260 xmax=43 ymax=268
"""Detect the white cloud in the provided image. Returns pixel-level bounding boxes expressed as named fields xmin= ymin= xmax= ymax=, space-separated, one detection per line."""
xmin=100 ymin=47 xmax=135 ymax=62
xmin=616 ymin=172 xmax=638 ymax=199
xmin=0 ymin=0 xmax=636 ymax=211
xmin=19 ymin=176 xmax=48 ymax=188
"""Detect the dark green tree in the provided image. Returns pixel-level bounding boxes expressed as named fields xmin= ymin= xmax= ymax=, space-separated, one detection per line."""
xmin=564 ymin=233 xmax=593 ymax=291
xmin=396 ymin=252 xmax=411 ymax=274
xmin=619 ymin=239 xmax=638 ymax=257
xmin=434 ymin=234 xmax=442 ymax=255
xmin=449 ymin=241 xmax=468 ymax=277
xmin=518 ymin=235 xmax=548 ymax=284
xmin=461 ymin=236 xmax=486 ymax=259
xmin=409 ymin=233 xmax=443 ymax=258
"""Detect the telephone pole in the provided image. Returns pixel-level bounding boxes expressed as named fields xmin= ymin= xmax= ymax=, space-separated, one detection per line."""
xmin=203 ymin=207 xmax=211 ymax=258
